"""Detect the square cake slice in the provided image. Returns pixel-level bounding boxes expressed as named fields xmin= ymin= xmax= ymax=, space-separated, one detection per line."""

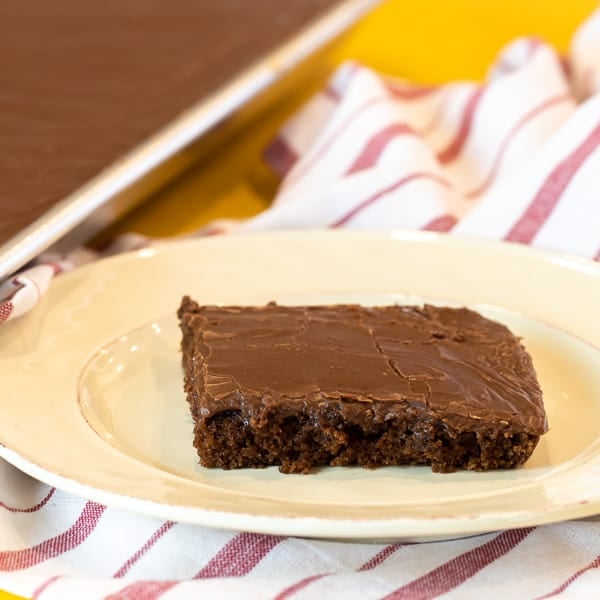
xmin=177 ymin=296 xmax=547 ymax=473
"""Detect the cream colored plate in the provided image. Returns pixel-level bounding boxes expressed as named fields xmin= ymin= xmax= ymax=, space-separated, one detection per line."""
xmin=1 ymin=231 xmax=600 ymax=541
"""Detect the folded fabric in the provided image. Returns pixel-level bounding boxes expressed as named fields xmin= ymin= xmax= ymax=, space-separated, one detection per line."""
xmin=2 ymin=8 xmax=600 ymax=600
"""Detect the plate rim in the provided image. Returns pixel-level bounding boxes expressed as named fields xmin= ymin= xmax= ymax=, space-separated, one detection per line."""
xmin=2 ymin=230 xmax=600 ymax=540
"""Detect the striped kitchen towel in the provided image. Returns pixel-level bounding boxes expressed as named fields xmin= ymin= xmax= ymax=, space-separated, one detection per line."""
xmin=2 ymin=7 xmax=600 ymax=600
xmin=0 ymin=487 xmax=599 ymax=599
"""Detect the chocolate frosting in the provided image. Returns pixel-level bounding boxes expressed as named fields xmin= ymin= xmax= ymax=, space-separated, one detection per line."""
xmin=179 ymin=299 xmax=547 ymax=435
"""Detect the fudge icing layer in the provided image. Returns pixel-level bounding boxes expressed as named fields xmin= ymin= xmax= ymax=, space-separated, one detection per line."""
xmin=184 ymin=300 xmax=546 ymax=433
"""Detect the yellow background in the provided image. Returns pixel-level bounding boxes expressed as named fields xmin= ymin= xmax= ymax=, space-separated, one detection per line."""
xmin=1 ymin=1 xmax=596 ymax=598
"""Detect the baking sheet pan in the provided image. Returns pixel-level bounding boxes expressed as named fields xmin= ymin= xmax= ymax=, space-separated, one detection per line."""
xmin=0 ymin=0 xmax=380 ymax=278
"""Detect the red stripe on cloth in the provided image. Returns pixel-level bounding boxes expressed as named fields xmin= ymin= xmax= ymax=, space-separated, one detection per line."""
xmin=559 ymin=54 xmax=572 ymax=79
xmin=264 ymin=136 xmax=300 ymax=178
xmin=286 ymin=94 xmax=392 ymax=185
xmin=582 ymin=67 xmax=596 ymax=97
xmin=113 ymin=521 xmax=176 ymax=578
xmin=384 ymin=81 xmax=440 ymax=100
xmin=345 ymin=123 xmax=417 ymax=175
xmin=358 ymin=544 xmax=404 ymax=571
xmin=274 ymin=543 xmax=404 ymax=598
xmin=105 ymin=581 xmax=178 ymax=600
xmin=505 ymin=121 xmax=600 ymax=243
xmin=0 ymin=301 xmax=14 ymax=324
xmin=422 ymin=214 xmax=458 ymax=232
xmin=330 ymin=172 xmax=451 ymax=228
xmin=0 ymin=487 xmax=55 ymax=513
xmin=465 ymin=94 xmax=572 ymax=198
xmin=2 ymin=279 xmax=26 ymax=304
xmin=201 ymin=222 xmax=230 ymax=236
xmin=0 ymin=501 xmax=105 ymax=571
xmin=323 ymin=84 xmax=342 ymax=102
xmin=32 ymin=574 xmax=62 ymax=599
xmin=382 ymin=528 xmax=533 ymax=600
xmin=437 ymin=88 xmax=485 ymax=164
xmin=536 ymin=553 xmax=600 ymax=599
xmin=495 ymin=57 xmax=518 ymax=75
xmin=194 ymin=532 xmax=284 ymax=578
xmin=527 ymin=37 xmax=543 ymax=59
xmin=274 ymin=573 xmax=330 ymax=600
xmin=495 ymin=38 xmax=542 ymax=75
xmin=47 ymin=261 xmax=65 ymax=275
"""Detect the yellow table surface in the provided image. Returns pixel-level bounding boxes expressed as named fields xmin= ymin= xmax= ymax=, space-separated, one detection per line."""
xmin=1 ymin=1 xmax=596 ymax=598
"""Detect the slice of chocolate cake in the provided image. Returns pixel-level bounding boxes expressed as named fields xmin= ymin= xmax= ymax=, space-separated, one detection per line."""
xmin=177 ymin=296 xmax=547 ymax=474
